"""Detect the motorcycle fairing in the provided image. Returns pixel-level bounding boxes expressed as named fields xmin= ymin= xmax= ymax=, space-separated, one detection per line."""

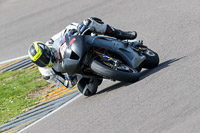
xmin=62 ymin=35 xmax=143 ymax=75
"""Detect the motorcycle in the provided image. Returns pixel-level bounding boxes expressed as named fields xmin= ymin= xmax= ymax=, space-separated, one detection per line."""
xmin=60 ymin=29 xmax=159 ymax=96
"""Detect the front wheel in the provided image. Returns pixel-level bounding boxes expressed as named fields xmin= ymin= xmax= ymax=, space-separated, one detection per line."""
xmin=91 ymin=60 xmax=139 ymax=83
xmin=142 ymin=48 xmax=159 ymax=69
xmin=77 ymin=78 xmax=99 ymax=96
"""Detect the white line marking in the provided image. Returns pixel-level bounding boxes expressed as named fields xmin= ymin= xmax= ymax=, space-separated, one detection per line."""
xmin=18 ymin=93 xmax=82 ymax=133
xmin=0 ymin=55 xmax=29 ymax=65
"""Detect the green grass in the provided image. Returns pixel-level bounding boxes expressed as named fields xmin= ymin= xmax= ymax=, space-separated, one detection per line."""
xmin=0 ymin=66 xmax=49 ymax=125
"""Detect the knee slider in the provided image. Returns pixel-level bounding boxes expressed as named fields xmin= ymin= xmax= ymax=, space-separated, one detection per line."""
xmin=83 ymin=19 xmax=92 ymax=26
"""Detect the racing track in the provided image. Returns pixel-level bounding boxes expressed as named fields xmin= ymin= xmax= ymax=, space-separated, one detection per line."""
xmin=1 ymin=0 xmax=200 ymax=132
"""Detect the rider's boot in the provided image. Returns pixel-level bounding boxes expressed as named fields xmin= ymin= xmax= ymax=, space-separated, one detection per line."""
xmin=105 ymin=25 xmax=137 ymax=40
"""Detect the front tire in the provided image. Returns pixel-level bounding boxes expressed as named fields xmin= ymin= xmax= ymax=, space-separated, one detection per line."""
xmin=77 ymin=78 xmax=98 ymax=96
xmin=91 ymin=60 xmax=139 ymax=83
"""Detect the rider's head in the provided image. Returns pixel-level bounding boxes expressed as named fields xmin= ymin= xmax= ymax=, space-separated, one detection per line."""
xmin=28 ymin=41 xmax=52 ymax=68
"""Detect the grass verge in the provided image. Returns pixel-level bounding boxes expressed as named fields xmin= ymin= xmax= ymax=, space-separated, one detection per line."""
xmin=0 ymin=66 xmax=49 ymax=125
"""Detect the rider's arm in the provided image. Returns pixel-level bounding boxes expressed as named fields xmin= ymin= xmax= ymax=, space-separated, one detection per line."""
xmin=38 ymin=67 xmax=76 ymax=88
xmin=65 ymin=22 xmax=79 ymax=33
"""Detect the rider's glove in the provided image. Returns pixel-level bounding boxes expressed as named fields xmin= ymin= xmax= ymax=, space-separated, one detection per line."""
xmin=64 ymin=80 xmax=76 ymax=88
xmin=64 ymin=74 xmax=77 ymax=88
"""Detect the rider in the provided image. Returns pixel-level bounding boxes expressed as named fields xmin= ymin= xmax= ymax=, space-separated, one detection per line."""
xmin=28 ymin=17 xmax=137 ymax=88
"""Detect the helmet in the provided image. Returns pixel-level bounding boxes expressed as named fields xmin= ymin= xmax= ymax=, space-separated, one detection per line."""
xmin=28 ymin=41 xmax=52 ymax=67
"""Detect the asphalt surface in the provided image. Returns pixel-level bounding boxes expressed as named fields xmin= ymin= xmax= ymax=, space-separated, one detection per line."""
xmin=1 ymin=0 xmax=200 ymax=133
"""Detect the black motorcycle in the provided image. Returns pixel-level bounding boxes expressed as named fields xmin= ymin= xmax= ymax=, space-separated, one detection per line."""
xmin=61 ymin=29 xmax=159 ymax=96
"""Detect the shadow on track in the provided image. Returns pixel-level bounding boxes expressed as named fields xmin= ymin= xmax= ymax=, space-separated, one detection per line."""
xmin=139 ymin=57 xmax=185 ymax=80
xmin=96 ymin=57 xmax=185 ymax=95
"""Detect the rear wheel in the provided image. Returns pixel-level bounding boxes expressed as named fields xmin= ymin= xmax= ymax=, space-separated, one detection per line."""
xmin=91 ymin=60 xmax=139 ymax=83
xmin=142 ymin=49 xmax=159 ymax=69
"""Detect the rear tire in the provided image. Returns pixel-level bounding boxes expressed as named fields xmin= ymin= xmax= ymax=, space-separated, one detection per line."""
xmin=142 ymin=49 xmax=159 ymax=69
xmin=91 ymin=60 xmax=139 ymax=83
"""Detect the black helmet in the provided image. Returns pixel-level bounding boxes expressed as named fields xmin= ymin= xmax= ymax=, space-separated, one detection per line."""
xmin=28 ymin=41 xmax=52 ymax=67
